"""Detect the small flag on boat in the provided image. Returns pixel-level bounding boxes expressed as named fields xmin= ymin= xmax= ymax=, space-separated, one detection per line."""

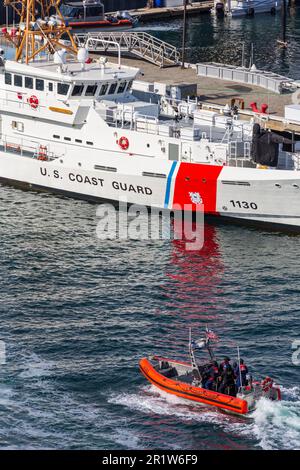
xmin=191 ymin=339 xmax=206 ymax=350
xmin=205 ymin=328 xmax=219 ymax=341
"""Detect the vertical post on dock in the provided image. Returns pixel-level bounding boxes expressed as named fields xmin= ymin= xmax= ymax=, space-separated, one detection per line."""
xmin=282 ymin=0 xmax=287 ymax=44
xmin=241 ymin=42 xmax=245 ymax=68
xmin=181 ymin=0 xmax=187 ymax=69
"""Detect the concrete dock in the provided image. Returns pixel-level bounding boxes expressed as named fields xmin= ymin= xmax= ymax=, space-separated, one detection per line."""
xmin=110 ymin=56 xmax=292 ymax=114
xmin=106 ymin=55 xmax=300 ymax=135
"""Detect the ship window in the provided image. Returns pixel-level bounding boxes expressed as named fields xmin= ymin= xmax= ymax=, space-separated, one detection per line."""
xmin=126 ymin=81 xmax=133 ymax=91
xmin=25 ymin=76 xmax=33 ymax=89
xmin=86 ymin=141 xmax=94 ymax=146
xmin=72 ymin=85 xmax=84 ymax=96
xmin=85 ymin=84 xmax=97 ymax=96
xmin=14 ymin=75 xmax=23 ymax=87
xmin=57 ymin=83 xmax=70 ymax=95
xmin=64 ymin=137 xmax=71 ymax=141
xmin=108 ymin=83 xmax=117 ymax=95
xmin=53 ymin=135 xmax=60 ymax=139
xmin=12 ymin=121 xmax=24 ymax=132
xmin=99 ymin=84 xmax=108 ymax=96
xmin=48 ymin=82 xmax=53 ymax=92
xmin=94 ymin=165 xmax=117 ymax=172
xmin=5 ymin=73 xmax=12 ymax=85
xmin=118 ymin=81 xmax=127 ymax=93
xmin=36 ymin=79 xmax=44 ymax=91
xmin=75 ymin=139 xmax=82 ymax=143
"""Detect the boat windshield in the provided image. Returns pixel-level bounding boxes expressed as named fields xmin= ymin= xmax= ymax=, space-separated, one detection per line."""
xmin=60 ymin=5 xmax=80 ymax=18
xmin=60 ymin=4 xmax=104 ymax=19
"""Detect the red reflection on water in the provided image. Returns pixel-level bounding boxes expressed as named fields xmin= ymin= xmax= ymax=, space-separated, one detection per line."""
xmin=163 ymin=221 xmax=225 ymax=322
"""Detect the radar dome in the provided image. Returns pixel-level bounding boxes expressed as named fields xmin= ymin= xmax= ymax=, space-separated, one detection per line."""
xmin=77 ymin=48 xmax=89 ymax=64
xmin=54 ymin=49 xmax=67 ymax=65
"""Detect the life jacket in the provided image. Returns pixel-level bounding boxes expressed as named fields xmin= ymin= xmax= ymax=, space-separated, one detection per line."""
xmin=210 ymin=366 xmax=219 ymax=378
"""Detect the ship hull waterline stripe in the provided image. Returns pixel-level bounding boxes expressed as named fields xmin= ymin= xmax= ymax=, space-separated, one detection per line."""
xmin=164 ymin=161 xmax=178 ymax=208
xmin=139 ymin=364 xmax=244 ymax=412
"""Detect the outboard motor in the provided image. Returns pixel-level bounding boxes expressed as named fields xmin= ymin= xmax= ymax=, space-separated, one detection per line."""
xmin=119 ymin=10 xmax=132 ymax=20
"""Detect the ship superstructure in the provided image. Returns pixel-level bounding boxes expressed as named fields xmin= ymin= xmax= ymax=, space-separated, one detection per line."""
xmin=1 ymin=1 xmax=300 ymax=231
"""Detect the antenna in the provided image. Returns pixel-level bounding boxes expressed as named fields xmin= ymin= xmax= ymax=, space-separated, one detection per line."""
xmin=3 ymin=1 xmax=77 ymax=63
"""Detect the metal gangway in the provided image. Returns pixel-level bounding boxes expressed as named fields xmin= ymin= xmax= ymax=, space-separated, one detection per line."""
xmin=74 ymin=31 xmax=180 ymax=68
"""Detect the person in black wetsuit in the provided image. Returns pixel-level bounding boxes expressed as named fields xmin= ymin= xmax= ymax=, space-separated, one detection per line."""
xmin=203 ymin=361 xmax=219 ymax=390
xmin=218 ymin=357 xmax=236 ymax=396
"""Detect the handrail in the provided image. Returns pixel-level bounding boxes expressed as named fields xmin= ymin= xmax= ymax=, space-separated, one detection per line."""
xmin=85 ymin=37 xmax=122 ymax=69
xmin=74 ymin=31 xmax=180 ymax=67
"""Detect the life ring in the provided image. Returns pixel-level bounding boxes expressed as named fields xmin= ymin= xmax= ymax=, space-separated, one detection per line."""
xmin=119 ymin=136 xmax=129 ymax=151
xmin=28 ymin=95 xmax=39 ymax=109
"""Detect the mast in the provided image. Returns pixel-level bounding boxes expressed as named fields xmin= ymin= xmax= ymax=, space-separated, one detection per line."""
xmin=3 ymin=1 xmax=77 ymax=63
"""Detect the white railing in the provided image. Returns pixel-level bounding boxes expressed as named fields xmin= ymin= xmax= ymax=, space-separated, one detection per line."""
xmin=0 ymin=135 xmax=57 ymax=161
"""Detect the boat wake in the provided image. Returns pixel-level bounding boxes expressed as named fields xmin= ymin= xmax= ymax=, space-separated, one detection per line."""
xmin=109 ymin=385 xmax=300 ymax=450
xmin=247 ymin=387 xmax=300 ymax=450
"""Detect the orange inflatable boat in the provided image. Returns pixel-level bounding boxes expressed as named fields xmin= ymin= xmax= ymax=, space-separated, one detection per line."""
xmin=139 ymin=329 xmax=281 ymax=415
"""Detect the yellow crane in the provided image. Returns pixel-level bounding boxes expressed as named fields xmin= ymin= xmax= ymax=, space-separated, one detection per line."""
xmin=3 ymin=1 xmax=77 ymax=63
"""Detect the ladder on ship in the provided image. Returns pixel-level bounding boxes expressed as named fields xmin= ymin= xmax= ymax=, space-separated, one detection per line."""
xmin=74 ymin=32 xmax=180 ymax=68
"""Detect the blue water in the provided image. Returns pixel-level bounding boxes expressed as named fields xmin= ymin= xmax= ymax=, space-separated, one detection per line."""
xmin=1 ymin=7 xmax=300 ymax=451
xmin=0 ymin=185 xmax=299 ymax=450
xmin=136 ymin=6 xmax=300 ymax=79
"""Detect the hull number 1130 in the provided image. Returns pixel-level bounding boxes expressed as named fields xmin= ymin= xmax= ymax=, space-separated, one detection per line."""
xmin=230 ymin=200 xmax=258 ymax=210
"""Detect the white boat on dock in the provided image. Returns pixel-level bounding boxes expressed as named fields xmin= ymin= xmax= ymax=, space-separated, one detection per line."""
xmin=214 ymin=0 xmax=282 ymax=17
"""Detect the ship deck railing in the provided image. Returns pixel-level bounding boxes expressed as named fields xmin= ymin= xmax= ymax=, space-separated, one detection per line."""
xmin=0 ymin=136 xmax=58 ymax=162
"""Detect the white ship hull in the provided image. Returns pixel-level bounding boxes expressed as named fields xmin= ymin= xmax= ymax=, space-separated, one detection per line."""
xmin=214 ymin=0 xmax=282 ymax=17
xmin=1 ymin=148 xmax=300 ymax=231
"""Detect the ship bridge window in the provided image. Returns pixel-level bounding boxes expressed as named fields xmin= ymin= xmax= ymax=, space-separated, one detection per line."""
xmin=85 ymin=84 xmax=97 ymax=96
xmin=72 ymin=85 xmax=84 ymax=96
xmin=99 ymin=83 xmax=109 ymax=96
xmin=5 ymin=73 xmax=12 ymax=85
xmin=25 ymin=76 xmax=33 ymax=89
xmin=126 ymin=81 xmax=133 ymax=91
xmin=57 ymin=83 xmax=70 ymax=95
xmin=36 ymin=79 xmax=44 ymax=91
xmin=48 ymin=82 xmax=53 ymax=92
xmin=108 ymin=83 xmax=118 ymax=95
xmin=118 ymin=81 xmax=127 ymax=93
xmin=14 ymin=75 xmax=23 ymax=87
